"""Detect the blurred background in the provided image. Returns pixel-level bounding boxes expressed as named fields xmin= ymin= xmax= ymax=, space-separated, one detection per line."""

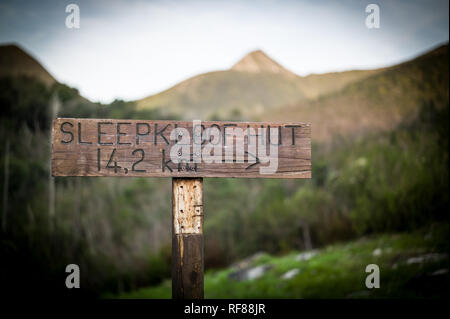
xmin=0 ymin=0 xmax=448 ymax=298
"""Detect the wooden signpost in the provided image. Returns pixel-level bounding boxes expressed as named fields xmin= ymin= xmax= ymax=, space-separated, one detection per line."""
xmin=51 ymin=118 xmax=311 ymax=298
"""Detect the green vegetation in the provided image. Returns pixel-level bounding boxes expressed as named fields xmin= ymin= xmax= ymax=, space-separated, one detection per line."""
xmin=201 ymin=101 xmax=449 ymax=267
xmin=115 ymin=224 xmax=449 ymax=298
xmin=0 ymin=76 xmax=175 ymax=297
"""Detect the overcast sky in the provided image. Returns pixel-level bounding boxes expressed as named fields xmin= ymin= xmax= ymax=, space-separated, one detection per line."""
xmin=0 ymin=0 xmax=448 ymax=103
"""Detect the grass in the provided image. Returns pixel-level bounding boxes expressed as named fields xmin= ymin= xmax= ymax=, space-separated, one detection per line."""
xmin=111 ymin=223 xmax=448 ymax=299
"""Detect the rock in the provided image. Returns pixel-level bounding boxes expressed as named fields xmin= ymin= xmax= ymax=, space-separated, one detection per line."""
xmin=228 ymin=264 xmax=273 ymax=281
xmin=281 ymin=269 xmax=300 ymax=280
xmin=230 ymin=252 xmax=266 ymax=270
xmin=430 ymin=268 xmax=449 ymax=276
xmin=296 ymin=250 xmax=317 ymax=261
xmin=246 ymin=265 xmax=268 ymax=280
xmin=406 ymin=253 xmax=448 ymax=265
xmin=372 ymin=248 xmax=382 ymax=257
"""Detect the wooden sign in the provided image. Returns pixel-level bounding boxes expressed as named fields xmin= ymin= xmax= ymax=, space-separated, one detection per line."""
xmin=51 ymin=118 xmax=311 ymax=178
xmin=51 ymin=117 xmax=312 ymax=299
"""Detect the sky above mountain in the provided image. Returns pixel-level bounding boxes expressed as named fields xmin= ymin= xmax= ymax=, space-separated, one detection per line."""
xmin=0 ymin=0 xmax=448 ymax=103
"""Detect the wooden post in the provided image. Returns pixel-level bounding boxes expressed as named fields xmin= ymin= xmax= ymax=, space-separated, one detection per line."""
xmin=2 ymin=139 xmax=10 ymax=232
xmin=172 ymin=177 xmax=204 ymax=299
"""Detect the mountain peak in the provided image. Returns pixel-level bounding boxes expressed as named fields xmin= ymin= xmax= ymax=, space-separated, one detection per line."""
xmin=231 ymin=49 xmax=295 ymax=75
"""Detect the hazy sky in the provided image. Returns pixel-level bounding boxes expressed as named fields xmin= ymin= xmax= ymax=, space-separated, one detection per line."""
xmin=0 ymin=0 xmax=448 ymax=103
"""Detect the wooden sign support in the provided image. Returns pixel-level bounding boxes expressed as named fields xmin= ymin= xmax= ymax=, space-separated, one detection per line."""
xmin=51 ymin=118 xmax=311 ymax=299
xmin=172 ymin=178 xmax=204 ymax=299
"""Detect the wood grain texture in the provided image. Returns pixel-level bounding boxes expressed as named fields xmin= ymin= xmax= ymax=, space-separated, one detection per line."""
xmin=52 ymin=118 xmax=311 ymax=178
xmin=172 ymin=178 xmax=204 ymax=299
xmin=173 ymin=178 xmax=203 ymax=234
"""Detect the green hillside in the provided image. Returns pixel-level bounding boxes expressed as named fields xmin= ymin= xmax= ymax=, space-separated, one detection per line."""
xmin=115 ymin=224 xmax=449 ymax=299
xmin=137 ymin=70 xmax=308 ymax=120
xmin=117 ymin=94 xmax=449 ymax=298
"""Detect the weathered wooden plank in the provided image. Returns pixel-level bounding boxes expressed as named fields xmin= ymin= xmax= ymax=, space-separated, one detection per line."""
xmin=172 ymin=178 xmax=204 ymax=299
xmin=52 ymin=118 xmax=311 ymax=178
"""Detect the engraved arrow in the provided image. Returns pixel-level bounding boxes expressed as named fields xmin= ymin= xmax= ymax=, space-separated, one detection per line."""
xmin=245 ymin=151 xmax=260 ymax=170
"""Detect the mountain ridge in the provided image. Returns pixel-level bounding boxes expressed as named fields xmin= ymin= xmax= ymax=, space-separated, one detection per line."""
xmin=0 ymin=43 xmax=56 ymax=87
xmin=266 ymin=43 xmax=449 ymax=142
xmin=136 ymin=50 xmax=380 ymax=119
xmin=1 ymin=42 xmax=447 ymax=144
